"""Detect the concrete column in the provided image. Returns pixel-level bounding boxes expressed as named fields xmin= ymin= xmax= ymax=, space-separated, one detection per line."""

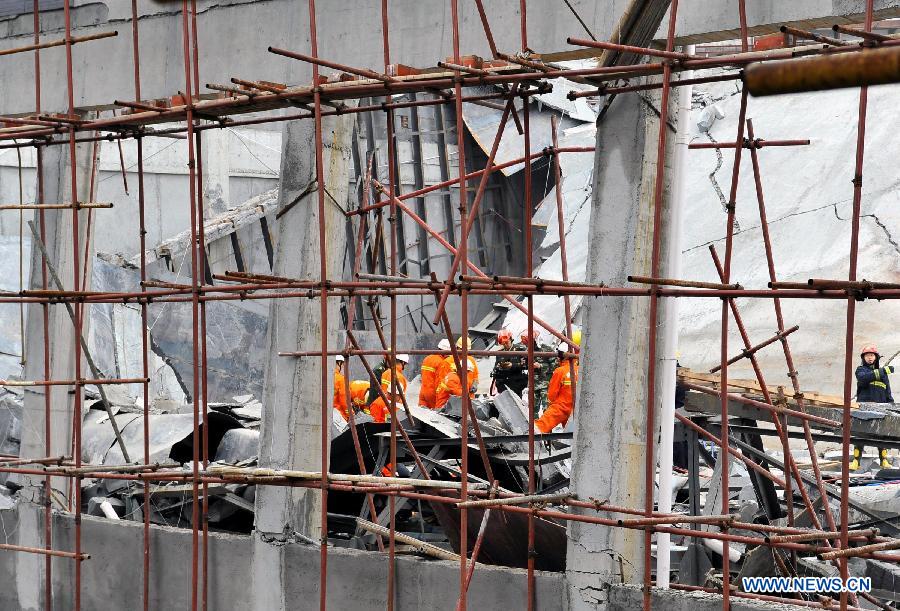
xmin=201 ymin=128 xmax=231 ymax=217
xmin=565 ymin=82 xmax=681 ymax=610
xmin=252 ymin=109 xmax=355 ymax=610
xmin=17 ymin=136 xmax=94 ymax=611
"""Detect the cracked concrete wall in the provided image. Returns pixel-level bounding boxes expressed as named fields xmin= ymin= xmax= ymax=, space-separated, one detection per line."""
xmin=566 ymin=81 xmax=681 ymax=610
xmin=680 ymin=78 xmax=900 ymax=397
xmin=252 ymin=107 xmax=356 ymax=610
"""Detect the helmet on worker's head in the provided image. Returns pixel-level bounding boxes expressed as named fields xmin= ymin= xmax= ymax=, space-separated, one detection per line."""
xmin=861 ymin=344 xmax=879 ymax=358
xmin=438 ymin=338 xmax=451 ymax=351
xmin=497 ymin=328 xmax=513 ymax=344
xmin=456 ymin=337 xmax=472 ymax=349
xmin=396 ymin=354 xmax=410 ymax=364
xmin=335 ymin=354 xmax=345 ymax=363
xmin=571 ymin=328 xmax=582 ymax=347
xmin=520 ymin=329 xmax=539 ymax=343
xmin=557 ymin=341 xmax=570 ymax=354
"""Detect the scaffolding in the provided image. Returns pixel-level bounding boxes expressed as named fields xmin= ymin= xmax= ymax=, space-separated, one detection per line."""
xmin=0 ymin=0 xmax=896 ymax=610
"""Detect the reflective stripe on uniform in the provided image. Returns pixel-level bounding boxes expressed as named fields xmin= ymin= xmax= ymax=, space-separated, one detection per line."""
xmin=875 ymin=369 xmax=881 ymax=381
xmin=422 ymin=366 xmax=436 ymax=372
xmin=872 ymin=381 xmax=887 ymax=389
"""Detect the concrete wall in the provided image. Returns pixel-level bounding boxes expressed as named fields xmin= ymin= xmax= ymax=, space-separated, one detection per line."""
xmin=0 ymin=125 xmax=280 ymax=255
xmin=0 ymin=502 xmax=567 ymax=610
xmin=0 ymin=0 xmax=895 ymax=113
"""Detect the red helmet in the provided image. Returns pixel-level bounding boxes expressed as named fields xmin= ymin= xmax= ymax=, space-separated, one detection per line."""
xmin=497 ymin=328 xmax=513 ymax=344
xmin=860 ymin=344 xmax=879 ymax=357
xmin=520 ymin=329 xmax=539 ymax=343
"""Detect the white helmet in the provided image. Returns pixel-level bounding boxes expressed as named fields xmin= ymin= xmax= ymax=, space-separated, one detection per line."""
xmin=438 ymin=338 xmax=451 ymax=351
xmin=335 ymin=354 xmax=345 ymax=363
xmin=557 ymin=342 xmax=570 ymax=353
xmin=396 ymin=354 xmax=410 ymax=364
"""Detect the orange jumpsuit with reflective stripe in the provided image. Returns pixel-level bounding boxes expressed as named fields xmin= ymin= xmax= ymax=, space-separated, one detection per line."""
xmin=535 ymin=360 xmax=578 ymax=433
xmin=436 ymin=355 xmax=479 ymax=392
xmin=418 ymin=353 xmax=445 ymax=409
xmin=369 ymin=366 xmax=408 ymax=423
xmin=333 ymin=367 xmax=350 ymax=421
xmin=349 ymin=380 xmax=370 ymax=408
xmin=434 ymin=371 xmax=464 ymax=410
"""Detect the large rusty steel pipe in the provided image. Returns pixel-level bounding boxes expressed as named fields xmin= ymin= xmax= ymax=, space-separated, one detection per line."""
xmin=745 ymin=44 xmax=900 ymax=96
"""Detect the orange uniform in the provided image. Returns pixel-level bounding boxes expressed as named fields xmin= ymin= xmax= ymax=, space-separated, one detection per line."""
xmin=418 ymin=353 xmax=445 ymax=408
xmin=333 ymin=367 xmax=349 ymax=421
xmin=368 ymin=366 xmax=408 ymax=423
xmin=535 ymin=360 xmax=579 ymax=433
xmin=434 ymin=370 xmax=475 ymax=410
xmin=436 ymin=355 xmax=479 ymax=392
xmin=349 ymin=380 xmax=370 ymax=409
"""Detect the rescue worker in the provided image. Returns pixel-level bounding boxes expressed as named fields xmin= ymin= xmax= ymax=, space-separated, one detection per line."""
xmin=333 ymin=355 xmax=350 ymax=421
xmin=349 ymin=380 xmax=370 ymax=414
xmin=491 ymin=328 xmax=528 ymax=396
xmin=534 ymin=341 xmax=579 ymax=433
xmin=368 ymin=354 xmax=410 ymax=423
xmin=436 ymin=337 xmax=479 ymax=392
xmin=434 ymin=357 xmax=477 ymax=410
xmin=418 ymin=339 xmax=450 ymax=409
xmin=513 ymin=330 xmax=556 ymax=412
xmin=853 ymin=344 xmax=894 ymax=470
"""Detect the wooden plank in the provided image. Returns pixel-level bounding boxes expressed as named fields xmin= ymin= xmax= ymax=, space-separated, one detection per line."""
xmin=678 ymin=368 xmax=856 ymax=409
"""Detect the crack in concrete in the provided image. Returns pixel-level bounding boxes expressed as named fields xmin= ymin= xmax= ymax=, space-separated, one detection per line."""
xmin=702 ymin=131 xmax=741 ymax=232
xmin=863 ymin=213 xmax=900 ymax=257
xmin=147 ymin=332 xmax=191 ymax=402
xmin=832 ymin=200 xmax=900 ymax=257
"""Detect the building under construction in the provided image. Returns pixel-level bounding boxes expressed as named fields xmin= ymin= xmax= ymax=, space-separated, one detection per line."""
xmin=0 ymin=0 xmax=897 ymax=609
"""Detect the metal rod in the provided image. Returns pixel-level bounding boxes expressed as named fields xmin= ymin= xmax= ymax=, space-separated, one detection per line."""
xmin=628 ymin=274 xmax=741 ymax=290
xmin=456 ymin=492 xmax=571 ymax=508
xmin=780 ymin=25 xmax=851 ymax=47
xmin=709 ymin=325 xmax=800 ymax=373
xmin=0 ymin=30 xmax=116 ymax=58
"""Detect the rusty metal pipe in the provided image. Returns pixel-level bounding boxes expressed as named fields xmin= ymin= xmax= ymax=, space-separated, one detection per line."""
xmin=745 ymin=44 xmax=900 ymax=96
xmin=709 ymin=325 xmax=799 ymax=373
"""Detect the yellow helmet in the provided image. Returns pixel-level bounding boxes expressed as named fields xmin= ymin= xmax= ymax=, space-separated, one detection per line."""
xmin=456 ymin=337 xmax=473 ymax=349
xmin=571 ymin=328 xmax=582 ymax=346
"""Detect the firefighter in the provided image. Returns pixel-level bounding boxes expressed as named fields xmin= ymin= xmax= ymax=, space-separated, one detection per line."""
xmin=333 ymin=355 xmax=350 ymax=421
xmin=534 ymin=341 xmax=579 ymax=433
xmin=418 ymin=339 xmax=450 ymax=409
xmin=368 ymin=354 xmax=410 ymax=423
xmin=434 ymin=358 xmax=477 ymax=410
xmin=491 ymin=328 xmax=528 ymax=396
xmin=853 ymin=344 xmax=894 ymax=470
xmin=436 ymin=337 xmax=479 ymax=390
xmin=349 ymin=380 xmax=370 ymax=413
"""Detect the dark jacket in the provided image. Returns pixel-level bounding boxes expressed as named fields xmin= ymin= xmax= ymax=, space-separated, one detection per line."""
xmin=492 ymin=344 xmax=526 ymax=382
xmin=856 ymin=357 xmax=894 ymax=403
